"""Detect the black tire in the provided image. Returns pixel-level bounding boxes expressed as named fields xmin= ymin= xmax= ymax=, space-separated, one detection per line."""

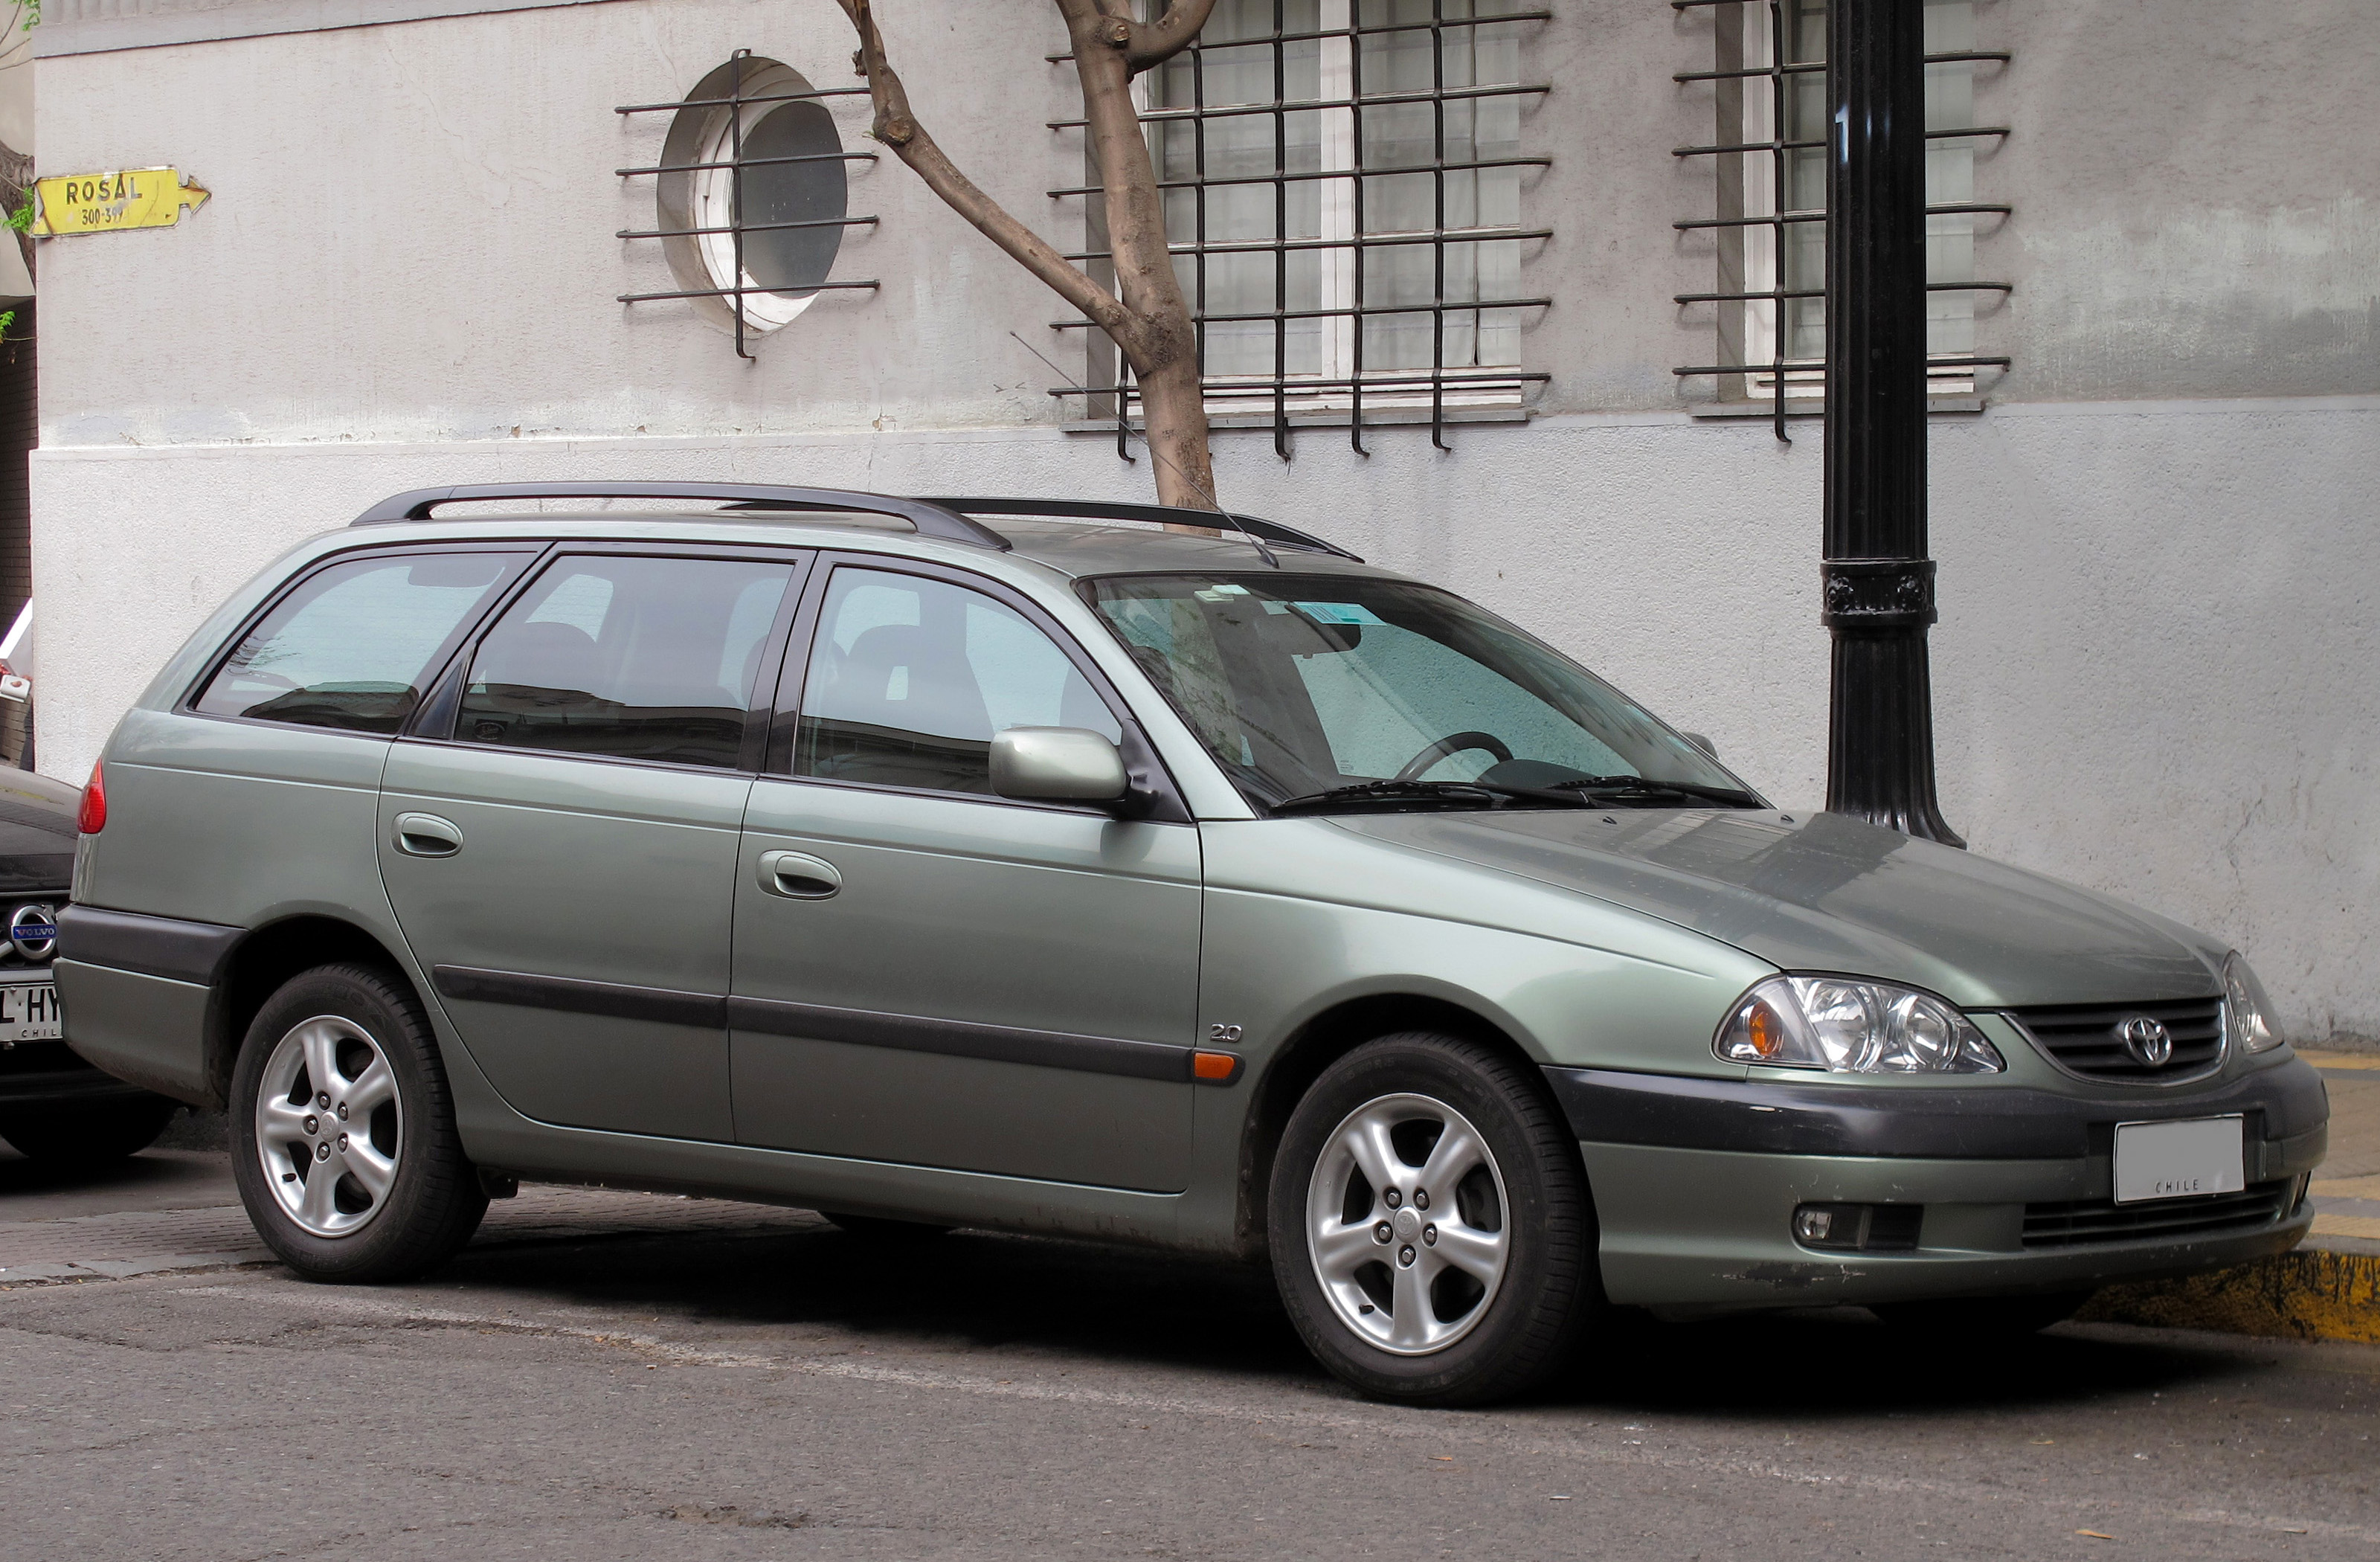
xmin=1870 ymin=1290 xmax=2094 ymax=1337
xmin=1267 ymin=1032 xmax=1598 ymax=1407
xmin=0 ymin=1093 xmax=179 ymax=1165
xmin=820 ymin=1211 xmax=954 ymax=1240
xmin=230 ymin=962 xmax=487 ymax=1283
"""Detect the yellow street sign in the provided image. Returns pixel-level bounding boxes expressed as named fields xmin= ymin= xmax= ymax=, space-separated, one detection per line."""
xmin=29 ymin=168 xmax=209 ymax=236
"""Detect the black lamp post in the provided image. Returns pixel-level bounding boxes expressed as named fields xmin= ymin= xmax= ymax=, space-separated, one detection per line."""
xmin=1821 ymin=0 xmax=1962 ymax=846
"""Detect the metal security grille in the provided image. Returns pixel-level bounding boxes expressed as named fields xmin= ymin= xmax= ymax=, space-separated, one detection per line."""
xmin=614 ymin=51 xmax=883 ymax=359
xmin=1049 ymin=1 xmax=1553 ymax=458
xmin=1669 ymin=0 xmax=2012 ymax=440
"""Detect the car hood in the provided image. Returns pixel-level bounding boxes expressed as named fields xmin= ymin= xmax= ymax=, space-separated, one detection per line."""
xmin=1331 ymin=809 xmax=2221 ymax=1008
xmin=0 ymin=771 xmax=80 ymax=894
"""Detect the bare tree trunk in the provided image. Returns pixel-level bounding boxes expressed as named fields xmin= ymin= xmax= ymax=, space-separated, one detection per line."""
xmin=1059 ymin=1 xmax=1215 ymax=511
xmin=838 ymin=0 xmax=1220 ymax=513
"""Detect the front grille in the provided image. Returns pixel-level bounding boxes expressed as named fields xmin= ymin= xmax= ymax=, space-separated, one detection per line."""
xmin=0 ymin=893 xmax=63 ymax=971
xmin=2022 ymin=1180 xmax=2289 ymax=1249
xmin=2007 ymin=996 xmax=2225 ymax=1082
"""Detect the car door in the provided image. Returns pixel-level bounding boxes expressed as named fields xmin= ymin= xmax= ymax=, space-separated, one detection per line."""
xmin=730 ymin=556 xmax=1202 ymax=1192
xmin=379 ymin=545 xmax=805 ymax=1142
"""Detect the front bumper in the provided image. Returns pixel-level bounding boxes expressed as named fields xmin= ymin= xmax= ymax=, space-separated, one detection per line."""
xmin=1545 ymin=1057 xmax=2327 ymax=1311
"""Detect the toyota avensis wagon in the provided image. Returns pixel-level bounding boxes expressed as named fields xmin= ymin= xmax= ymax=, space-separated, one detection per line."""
xmin=56 ymin=483 xmax=2326 ymax=1405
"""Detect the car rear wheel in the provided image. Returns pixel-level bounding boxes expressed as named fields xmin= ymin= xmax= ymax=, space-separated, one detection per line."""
xmin=1268 ymin=1032 xmax=1597 ymax=1407
xmin=230 ymin=962 xmax=486 ymax=1282
xmin=0 ymin=1094 xmax=180 ymax=1165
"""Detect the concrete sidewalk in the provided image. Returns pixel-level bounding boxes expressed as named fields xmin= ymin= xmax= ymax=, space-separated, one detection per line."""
xmin=2083 ymin=1050 xmax=2380 ymax=1343
xmin=2303 ymin=1050 xmax=2380 ymax=1251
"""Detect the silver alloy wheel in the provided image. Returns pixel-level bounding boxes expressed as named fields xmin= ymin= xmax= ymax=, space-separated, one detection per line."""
xmin=1305 ymin=1092 xmax=1511 ymax=1356
xmin=254 ymin=1014 xmax=404 ymax=1238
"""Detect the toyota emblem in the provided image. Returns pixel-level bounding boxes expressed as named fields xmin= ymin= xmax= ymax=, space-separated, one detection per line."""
xmin=2117 ymin=1015 xmax=2173 ymax=1068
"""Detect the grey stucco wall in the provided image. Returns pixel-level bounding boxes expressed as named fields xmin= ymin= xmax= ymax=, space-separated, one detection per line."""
xmin=30 ymin=0 xmax=2379 ymax=445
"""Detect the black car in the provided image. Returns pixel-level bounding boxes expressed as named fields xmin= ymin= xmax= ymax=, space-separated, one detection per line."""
xmin=0 ymin=771 xmax=178 ymax=1163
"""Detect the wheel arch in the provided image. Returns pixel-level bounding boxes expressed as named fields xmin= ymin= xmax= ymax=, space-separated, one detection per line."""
xmin=1232 ymin=991 xmax=1561 ymax=1258
xmin=206 ymin=915 xmax=416 ymax=1108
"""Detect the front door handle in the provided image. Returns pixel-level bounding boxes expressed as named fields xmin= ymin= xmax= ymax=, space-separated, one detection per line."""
xmin=393 ymin=812 xmax=463 ymax=858
xmin=758 ymin=849 xmax=841 ymax=900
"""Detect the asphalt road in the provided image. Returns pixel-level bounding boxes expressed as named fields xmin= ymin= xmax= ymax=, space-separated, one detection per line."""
xmin=2 ymin=1154 xmax=2377 ymax=1561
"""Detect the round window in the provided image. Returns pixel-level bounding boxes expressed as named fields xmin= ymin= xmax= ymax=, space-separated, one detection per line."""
xmin=657 ymin=56 xmax=850 ymax=338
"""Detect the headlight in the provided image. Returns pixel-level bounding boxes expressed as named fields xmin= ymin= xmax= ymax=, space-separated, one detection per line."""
xmin=1716 ymin=975 xmax=2004 ymax=1074
xmin=2223 ymin=952 xmax=2283 ymax=1054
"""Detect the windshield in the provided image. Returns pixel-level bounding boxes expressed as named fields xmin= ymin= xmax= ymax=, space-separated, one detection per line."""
xmin=1084 ymin=573 xmax=1760 ymax=811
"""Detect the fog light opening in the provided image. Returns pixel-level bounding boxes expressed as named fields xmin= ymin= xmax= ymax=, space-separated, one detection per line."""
xmin=1792 ymin=1202 xmax=1924 ymax=1253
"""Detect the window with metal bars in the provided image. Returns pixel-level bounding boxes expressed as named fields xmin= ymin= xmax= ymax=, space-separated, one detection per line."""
xmin=1053 ymin=1 xmax=1552 ymax=457
xmin=1670 ymin=0 xmax=2011 ymax=437
xmin=614 ymin=53 xmax=883 ymax=359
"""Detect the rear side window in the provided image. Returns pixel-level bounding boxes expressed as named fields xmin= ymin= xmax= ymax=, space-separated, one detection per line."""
xmin=193 ymin=551 xmax=527 ymax=734
xmin=455 ymin=555 xmax=797 ymax=769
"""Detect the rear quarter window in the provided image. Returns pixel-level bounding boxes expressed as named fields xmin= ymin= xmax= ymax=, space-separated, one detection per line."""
xmin=193 ymin=550 xmax=527 ymax=734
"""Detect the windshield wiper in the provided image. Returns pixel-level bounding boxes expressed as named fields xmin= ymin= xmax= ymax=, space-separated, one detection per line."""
xmin=1541 ymin=775 xmax=1764 ymax=809
xmin=1268 ymin=779 xmax=1594 ymax=815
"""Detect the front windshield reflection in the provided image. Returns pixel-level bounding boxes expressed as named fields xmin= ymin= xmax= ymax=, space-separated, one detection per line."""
xmin=1084 ymin=573 xmax=1758 ymax=811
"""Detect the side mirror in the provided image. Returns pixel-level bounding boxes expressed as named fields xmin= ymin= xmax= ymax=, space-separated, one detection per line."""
xmin=990 ymin=727 xmax=1130 ymax=806
xmin=1681 ymin=731 xmax=1720 ymax=761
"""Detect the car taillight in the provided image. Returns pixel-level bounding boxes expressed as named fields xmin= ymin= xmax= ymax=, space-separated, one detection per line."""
xmin=77 ymin=760 xmax=105 ymax=834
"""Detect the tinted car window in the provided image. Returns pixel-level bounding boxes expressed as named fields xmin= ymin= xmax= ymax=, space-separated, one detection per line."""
xmin=457 ymin=556 xmax=795 ymax=769
xmin=795 ymin=568 xmax=1121 ymax=795
xmin=193 ymin=551 xmax=527 ymax=734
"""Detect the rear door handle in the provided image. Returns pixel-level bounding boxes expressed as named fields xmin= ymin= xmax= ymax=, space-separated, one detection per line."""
xmin=393 ymin=812 xmax=463 ymax=858
xmin=758 ymin=849 xmax=840 ymax=899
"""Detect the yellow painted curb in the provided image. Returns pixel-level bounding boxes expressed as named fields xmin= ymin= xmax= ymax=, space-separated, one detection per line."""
xmin=2078 ymin=1248 xmax=2380 ymax=1345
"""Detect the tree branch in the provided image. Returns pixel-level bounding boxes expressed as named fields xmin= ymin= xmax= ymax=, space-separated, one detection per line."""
xmin=834 ymin=0 xmax=1142 ymax=356
xmin=1122 ymin=0 xmax=1219 ymax=75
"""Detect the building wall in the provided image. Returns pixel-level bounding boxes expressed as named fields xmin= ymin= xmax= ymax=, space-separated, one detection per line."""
xmin=26 ymin=0 xmax=2380 ymax=1040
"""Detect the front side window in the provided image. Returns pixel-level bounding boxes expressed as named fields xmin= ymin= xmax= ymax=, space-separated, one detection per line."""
xmin=794 ymin=568 xmax=1122 ymax=797
xmin=457 ymin=556 xmax=796 ymax=769
xmin=193 ymin=551 xmax=527 ymax=734
xmin=1087 ymin=573 xmax=1751 ymax=809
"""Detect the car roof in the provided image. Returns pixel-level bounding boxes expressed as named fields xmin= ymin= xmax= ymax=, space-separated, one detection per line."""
xmin=335 ymin=487 xmax=1403 ymax=585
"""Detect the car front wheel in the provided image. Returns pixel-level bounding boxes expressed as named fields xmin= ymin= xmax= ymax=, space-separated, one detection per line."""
xmin=230 ymin=962 xmax=486 ymax=1282
xmin=1268 ymin=1032 xmax=1598 ymax=1407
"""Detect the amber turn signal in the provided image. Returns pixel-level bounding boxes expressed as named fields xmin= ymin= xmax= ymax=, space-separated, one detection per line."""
xmin=1191 ymin=1050 xmax=1241 ymax=1083
xmin=1741 ymin=996 xmax=1788 ymax=1059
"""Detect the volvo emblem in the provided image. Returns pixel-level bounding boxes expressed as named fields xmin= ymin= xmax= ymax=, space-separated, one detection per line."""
xmin=8 ymin=903 xmax=55 ymax=961
xmin=2117 ymin=1015 xmax=2173 ymax=1068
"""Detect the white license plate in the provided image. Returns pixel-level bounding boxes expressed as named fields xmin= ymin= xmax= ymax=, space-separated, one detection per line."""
xmin=2114 ymin=1115 xmax=2245 ymax=1204
xmin=0 ymin=978 xmax=60 ymax=1041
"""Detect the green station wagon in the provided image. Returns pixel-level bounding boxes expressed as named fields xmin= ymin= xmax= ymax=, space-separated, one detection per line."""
xmin=57 ymin=483 xmax=2326 ymax=1405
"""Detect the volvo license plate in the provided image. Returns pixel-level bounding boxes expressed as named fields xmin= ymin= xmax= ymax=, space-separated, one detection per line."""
xmin=2114 ymin=1115 xmax=2245 ymax=1203
xmin=0 ymin=977 xmax=60 ymax=1042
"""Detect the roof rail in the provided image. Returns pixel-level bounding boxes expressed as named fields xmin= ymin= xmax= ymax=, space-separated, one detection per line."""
xmin=350 ymin=482 xmax=1012 ymax=551
xmin=924 ymin=497 xmax=1363 ymax=562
